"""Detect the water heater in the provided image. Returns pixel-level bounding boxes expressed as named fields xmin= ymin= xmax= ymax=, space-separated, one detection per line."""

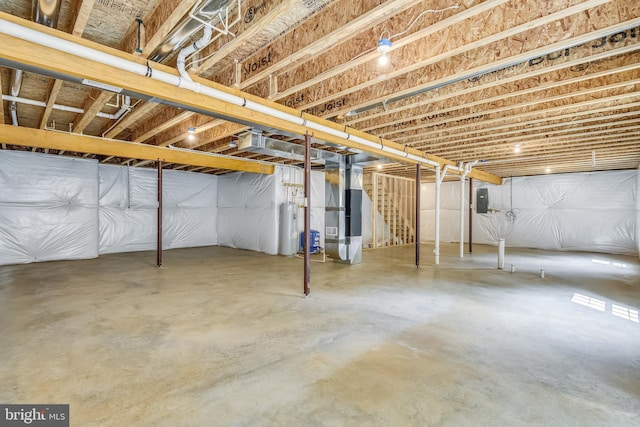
xmin=278 ymin=203 xmax=298 ymax=256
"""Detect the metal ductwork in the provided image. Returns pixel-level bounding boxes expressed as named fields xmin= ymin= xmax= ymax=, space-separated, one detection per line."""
xmin=325 ymin=157 xmax=363 ymax=265
xmin=149 ymin=0 xmax=233 ymax=62
xmin=31 ymin=0 xmax=62 ymax=28
xmin=238 ymin=131 xmax=366 ymax=264
xmin=9 ymin=0 xmax=62 ymax=126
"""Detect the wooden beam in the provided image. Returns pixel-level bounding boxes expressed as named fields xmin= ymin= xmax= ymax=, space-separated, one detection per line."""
xmin=0 ymin=125 xmax=274 ymax=174
xmin=359 ymin=46 xmax=640 ymax=133
xmin=398 ymin=92 xmax=640 ymax=145
xmin=272 ymin=0 xmax=511 ymax=101
xmin=114 ymin=0 xmax=200 ymax=57
xmin=282 ymin=0 xmax=638 ymax=118
xmin=69 ymin=0 xmax=95 ymax=37
xmin=0 ymin=14 xmax=500 ymax=184
xmin=104 ymin=102 xmax=157 ymax=139
xmin=127 ymin=0 xmax=427 ymax=151
xmin=381 ymin=77 xmax=640 ymax=139
xmin=410 ymin=101 xmax=640 ymax=147
xmin=133 ymin=110 xmax=194 ymax=142
xmin=194 ymin=0 xmax=297 ymax=75
xmin=235 ymin=0 xmax=428 ymax=88
xmin=73 ymin=90 xmax=113 ymax=134
xmin=38 ymin=79 xmax=63 ymax=129
xmin=350 ymin=40 xmax=640 ymax=128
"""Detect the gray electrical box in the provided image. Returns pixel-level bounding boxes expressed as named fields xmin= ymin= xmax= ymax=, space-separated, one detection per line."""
xmin=477 ymin=188 xmax=489 ymax=213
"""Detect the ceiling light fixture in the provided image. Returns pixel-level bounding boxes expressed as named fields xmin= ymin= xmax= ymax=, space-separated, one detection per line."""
xmin=514 ymin=144 xmax=521 ymax=153
xmin=545 ymin=167 xmax=551 ymax=174
xmin=377 ymin=38 xmax=392 ymax=66
xmin=377 ymin=164 xmax=383 ymax=170
xmin=229 ymin=140 xmax=237 ymax=148
xmin=187 ymin=126 xmax=196 ymax=141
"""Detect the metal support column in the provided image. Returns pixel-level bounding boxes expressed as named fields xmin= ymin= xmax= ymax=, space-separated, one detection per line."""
xmin=434 ymin=165 xmax=441 ymax=265
xmin=157 ymin=160 xmax=163 ymax=267
xmin=303 ymin=133 xmax=311 ymax=296
xmin=415 ymin=164 xmax=420 ymax=267
xmin=459 ymin=171 xmax=465 ymax=259
xmin=469 ymin=177 xmax=473 ymax=254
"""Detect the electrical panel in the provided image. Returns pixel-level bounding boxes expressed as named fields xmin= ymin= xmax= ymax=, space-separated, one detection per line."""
xmin=477 ymin=188 xmax=489 ymax=213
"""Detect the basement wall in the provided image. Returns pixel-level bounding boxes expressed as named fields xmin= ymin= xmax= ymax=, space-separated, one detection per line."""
xmin=0 ymin=150 xmax=326 ymax=266
xmin=0 ymin=151 xmax=99 ymax=265
xmin=420 ymin=170 xmax=639 ymax=256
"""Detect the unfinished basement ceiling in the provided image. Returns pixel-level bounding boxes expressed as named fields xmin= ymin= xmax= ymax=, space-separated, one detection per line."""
xmin=0 ymin=0 xmax=639 ymax=178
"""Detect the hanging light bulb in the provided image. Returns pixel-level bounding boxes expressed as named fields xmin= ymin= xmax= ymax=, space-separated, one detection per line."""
xmin=514 ymin=144 xmax=521 ymax=153
xmin=377 ymin=38 xmax=392 ymax=66
xmin=187 ymin=127 xmax=196 ymax=141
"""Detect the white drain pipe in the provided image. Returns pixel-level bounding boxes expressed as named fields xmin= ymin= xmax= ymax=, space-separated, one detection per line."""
xmin=2 ymin=94 xmax=129 ymax=120
xmin=498 ymin=238 xmax=505 ymax=269
xmin=177 ymin=25 xmax=212 ymax=81
xmin=433 ymin=164 xmax=458 ymax=265
xmin=0 ymin=18 xmax=445 ymax=170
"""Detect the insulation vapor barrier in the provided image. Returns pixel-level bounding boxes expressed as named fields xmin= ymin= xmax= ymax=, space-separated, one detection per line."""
xmin=217 ymin=170 xmax=279 ymax=255
xmin=0 ymin=151 xmax=99 ymax=265
xmin=99 ymin=165 xmax=218 ymax=254
xmin=420 ymin=170 xmax=639 ymax=256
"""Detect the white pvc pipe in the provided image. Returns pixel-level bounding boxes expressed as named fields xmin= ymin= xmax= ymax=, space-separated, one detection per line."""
xmin=0 ymin=17 xmax=449 ymax=170
xmin=498 ymin=238 xmax=505 ymax=269
xmin=2 ymin=94 xmax=123 ymax=119
xmin=434 ymin=165 xmax=441 ymax=265
xmin=10 ymin=105 xmax=18 ymax=126
xmin=177 ymin=25 xmax=212 ymax=81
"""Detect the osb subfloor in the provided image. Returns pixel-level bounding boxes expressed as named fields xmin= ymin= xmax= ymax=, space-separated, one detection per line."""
xmin=1 ymin=243 xmax=639 ymax=426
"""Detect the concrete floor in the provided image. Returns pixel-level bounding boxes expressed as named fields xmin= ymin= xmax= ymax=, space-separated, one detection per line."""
xmin=1 ymin=243 xmax=639 ymax=426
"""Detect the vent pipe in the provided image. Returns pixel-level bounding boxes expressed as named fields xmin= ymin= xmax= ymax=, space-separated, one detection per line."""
xmin=149 ymin=0 xmax=232 ymax=62
xmin=9 ymin=0 xmax=62 ymax=126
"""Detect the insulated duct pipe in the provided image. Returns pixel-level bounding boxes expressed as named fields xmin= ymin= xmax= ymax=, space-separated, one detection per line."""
xmin=0 ymin=18 xmax=448 ymax=171
xmin=10 ymin=0 xmax=63 ymax=126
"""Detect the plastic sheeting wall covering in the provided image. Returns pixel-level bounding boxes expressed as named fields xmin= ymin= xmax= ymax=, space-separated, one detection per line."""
xmin=420 ymin=170 xmax=638 ymax=256
xmin=276 ymin=166 xmax=326 ymax=251
xmin=99 ymin=165 xmax=218 ymax=254
xmin=217 ymin=170 xmax=279 ymax=255
xmin=361 ymin=190 xmax=389 ymax=248
xmin=0 ymin=151 xmax=99 ymax=265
